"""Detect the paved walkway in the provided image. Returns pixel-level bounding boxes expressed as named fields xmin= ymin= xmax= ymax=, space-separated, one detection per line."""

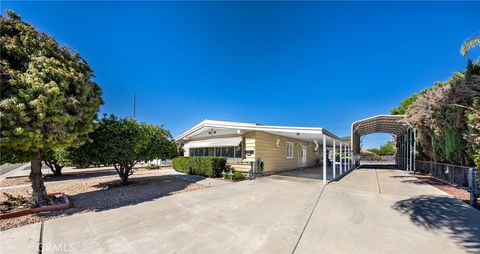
xmin=2 ymin=166 xmax=479 ymax=253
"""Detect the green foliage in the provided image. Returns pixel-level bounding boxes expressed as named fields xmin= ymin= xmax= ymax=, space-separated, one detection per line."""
xmin=391 ymin=93 xmax=418 ymax=115
xmin=43 ymin=148 xmax=70 ymax=175
xmin=74 ymin=115 xmax=177 ymax=183
xmin=461 ymin=34 xmax=480 ymax=56
xmin=0 ymin=11 xmax=102 ymax=204
xmin=231 ymin=171 xmax=246 ymax=181
xmin=405 ymin=59 xmax=480 ymax=167
xmin=172 ymin=157 xmax=227 ymax=177
xmin=368 ymin=141 xmax=395 ymax=156
xmin=0 ymin=11 xmax=103 ymax=160
xmin=466 ymin=98 xmax=480 ymax=168
xmin=68 ymin=144 xmax=101 ymax=168
xmin=172 ymin=157 xmax=190 ymax=174
xmin=145 ymin=165 xmax=160 ymax=170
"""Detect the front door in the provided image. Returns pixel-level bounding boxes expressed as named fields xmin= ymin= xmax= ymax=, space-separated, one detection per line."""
xmin=298 ymin=145 xmax=307 ymax=167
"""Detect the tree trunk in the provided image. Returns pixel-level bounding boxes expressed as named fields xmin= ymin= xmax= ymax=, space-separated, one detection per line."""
xmin=53 ymin=163 xmax=63 ymax=176
xmin=30 ymin=154 xmax=49 ymax=206
xmin=120 ymin=173 xmax=129 ymax=185
xmin=114 ymin=162 xmax=134 ymax=185
xmin=44 ymin=161 xmax=63 ymax=176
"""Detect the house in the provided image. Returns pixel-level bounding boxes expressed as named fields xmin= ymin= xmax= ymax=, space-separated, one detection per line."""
xmin=175 ymin=120 xmax=352 ymax=178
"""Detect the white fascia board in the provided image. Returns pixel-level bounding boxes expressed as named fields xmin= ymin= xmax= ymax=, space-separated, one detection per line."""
xmin=175 ymin=120 xmax=344 ymax=143
xmin=175 ymin=120 xmax=257 ymax=142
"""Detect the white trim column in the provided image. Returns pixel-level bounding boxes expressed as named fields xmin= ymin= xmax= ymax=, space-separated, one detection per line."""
xmin=348 ymin=147 xmax=351 ymax=171
xmin=413 ymin=128 xmax=416 ymax=173
xmin=323 ymin=134 xmax=327 ymax=184
xmin=346 ymin=146 xmax=349 ymax=171
xmin=345 ymin=145 xmax=348 ymax=171
xmin=333 ymin=140 xmax=336 ymax=179
xmin=409 ymin=129 xmax=413 ymax=173
xmin=404 ymin=132 xmax=407 ymax=170
xmin=340 ymin=142 xmax=343 ymax=174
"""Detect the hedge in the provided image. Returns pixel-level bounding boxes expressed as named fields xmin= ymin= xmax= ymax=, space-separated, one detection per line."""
xmin=172 ymin=157 xmax=227 ymax=177
xmin=172 ymin=157 xmax=189 ymax=174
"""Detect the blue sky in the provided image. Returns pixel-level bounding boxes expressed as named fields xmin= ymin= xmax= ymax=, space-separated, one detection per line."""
xmin=2 ymin=1 xmax=479 ymax=149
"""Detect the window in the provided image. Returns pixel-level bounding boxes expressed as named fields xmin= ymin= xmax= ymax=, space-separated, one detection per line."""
xmin=188 ymin=143 xmax=243 ymax=159
xmin=234 ymin=146 xmax=242 ymax=158
xmin=286 ymin=142 xmax=294 ymax=159
xmin=223 ymin=147 xmax=234 ymax=158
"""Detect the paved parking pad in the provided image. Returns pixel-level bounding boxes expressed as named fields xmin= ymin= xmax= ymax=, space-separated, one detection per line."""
xmin=2 ymin=166 xmax=479 ymax=254
xmin=295 ymin=167 xmax=480 ymax=254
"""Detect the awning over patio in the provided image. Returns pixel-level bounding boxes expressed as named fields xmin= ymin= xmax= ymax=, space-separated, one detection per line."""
xmin=185 ymin=136 xmax=243 ymax=148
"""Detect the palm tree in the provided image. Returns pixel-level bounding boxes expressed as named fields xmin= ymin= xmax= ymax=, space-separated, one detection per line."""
xmin=461 ymin=34 xmax=480 ymax=56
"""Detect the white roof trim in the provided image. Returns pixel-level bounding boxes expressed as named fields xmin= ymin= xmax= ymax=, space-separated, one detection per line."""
xmin=175 ymin=119 xmax=344 ymax=143
xmin=184 ymin=137 xmax=243 ymax=148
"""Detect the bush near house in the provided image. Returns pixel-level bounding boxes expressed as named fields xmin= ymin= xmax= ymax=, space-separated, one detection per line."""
xmin=172 ymin=157 xmax=190 ymax=174
xmin=231 ymin=171 xmax=246 ymax=181
xmin=172 ymin=157 xmax=227 ymax=177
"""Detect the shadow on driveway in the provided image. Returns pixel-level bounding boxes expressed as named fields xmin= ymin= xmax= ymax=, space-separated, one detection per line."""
xmin=392 ymin=195 xmax=480 ymax=253
xmin=359 ymin=164 xmax=399 ymax=170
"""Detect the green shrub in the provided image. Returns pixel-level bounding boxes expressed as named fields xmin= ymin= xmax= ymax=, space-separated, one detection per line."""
xmin=172 ymin=157 xmax=226 ymax=177
xmin=231 ymin=171 xmax=246 ymax=181
xmin=172 ymin=157 xmax=190 ymax=174
xmin=145 ymin=165 xmax=160 ymax=170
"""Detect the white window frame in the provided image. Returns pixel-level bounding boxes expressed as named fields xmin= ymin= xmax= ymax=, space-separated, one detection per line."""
xmin=286 ymin=142 xmax=294 ymax=159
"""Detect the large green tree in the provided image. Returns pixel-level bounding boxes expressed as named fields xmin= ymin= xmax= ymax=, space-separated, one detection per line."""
xmin=74 ymin=115 xmax=177 ymax=184
xmin=0 ymin=11 xmax=102 ymax=205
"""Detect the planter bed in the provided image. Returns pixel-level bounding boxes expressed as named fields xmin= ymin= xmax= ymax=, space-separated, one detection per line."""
xmin=414 ymin=174 xmax=480 ymax=210
xmin=0 ymin=192 xmax=70 ymax=220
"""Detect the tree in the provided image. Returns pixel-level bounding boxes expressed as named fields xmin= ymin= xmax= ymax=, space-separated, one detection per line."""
xmin=391 ymin=93 xmax=419 ymax=115
xmin=368 ymin=141 xmax=395 ymax=156
xmin=461 ymin=34 xmax=480 ymax=56
xmin=76 ymin=115 xmax=177 ymax=184
xmin=43 ymin=148 xmax=70 ymax=176
xmin=0 ymin=11 xmax=102 ymax=205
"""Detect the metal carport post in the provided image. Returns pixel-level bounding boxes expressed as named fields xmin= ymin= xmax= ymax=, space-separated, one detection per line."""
xmin=323 ymin=134 xmax=327 ymax=184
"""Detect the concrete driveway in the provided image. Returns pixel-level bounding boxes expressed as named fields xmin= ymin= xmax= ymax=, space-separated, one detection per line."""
xmin=2 ymin=166 xmax=480 ymax=253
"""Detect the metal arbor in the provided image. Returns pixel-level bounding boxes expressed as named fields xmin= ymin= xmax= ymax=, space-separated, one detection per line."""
xmin=351 ymin=115 xmax=416 ymax=171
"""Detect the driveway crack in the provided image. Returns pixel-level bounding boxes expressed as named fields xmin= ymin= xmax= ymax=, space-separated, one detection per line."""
xmin=375 ymin=169 xmax=382 ymax=194
xmin=291 ymin=183 xmax=328 ymax=254
xmin=38 ymin=221 xmax=44 ymax=254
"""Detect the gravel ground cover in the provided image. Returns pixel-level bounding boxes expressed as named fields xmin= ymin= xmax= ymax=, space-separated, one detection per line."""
xmin=0 ymin=168 xmax=206 ymax=231
xmin=414 ymin=174 xmax=480 ymax=210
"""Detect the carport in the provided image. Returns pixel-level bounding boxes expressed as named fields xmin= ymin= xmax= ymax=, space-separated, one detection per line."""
xmin=351 ymin=115 xmax=416 ymax=171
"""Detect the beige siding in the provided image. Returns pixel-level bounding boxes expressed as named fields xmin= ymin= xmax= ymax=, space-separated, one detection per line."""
xmin=181 ymin=131 xmax=321 ymax=173
xmin=252 ymin=131 xmax=321 ymax=173
xmin=183 ymin=144 xmax=190 ymax=156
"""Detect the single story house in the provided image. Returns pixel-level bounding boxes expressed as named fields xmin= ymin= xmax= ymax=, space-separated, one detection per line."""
xmin=175 ymin=120 xmax=352 ymax=177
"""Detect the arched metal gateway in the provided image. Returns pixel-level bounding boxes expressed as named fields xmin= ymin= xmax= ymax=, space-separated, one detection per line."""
xmin=351 ymin=115 xmax=416 ymax=171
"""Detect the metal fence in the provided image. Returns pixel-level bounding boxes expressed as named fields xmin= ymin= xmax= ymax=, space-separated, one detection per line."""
xmin=416 ymin=160 xmax=479 ymax=189
xmin=416 ymin=160 xmax=479 ymax=206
